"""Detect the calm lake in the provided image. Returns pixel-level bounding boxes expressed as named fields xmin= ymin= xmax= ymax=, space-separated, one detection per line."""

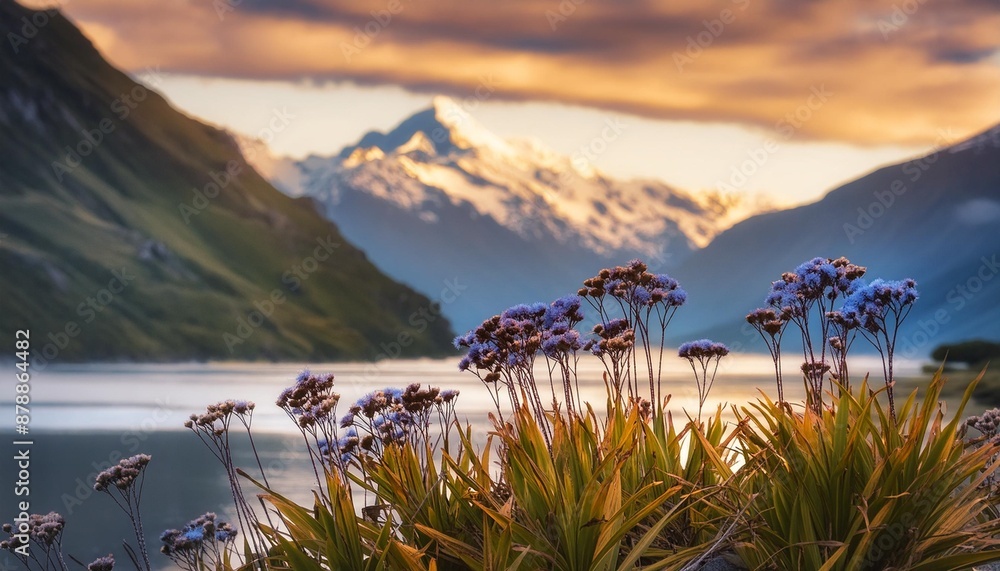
xmin=0 ymin=355 xmax=975 ymax=569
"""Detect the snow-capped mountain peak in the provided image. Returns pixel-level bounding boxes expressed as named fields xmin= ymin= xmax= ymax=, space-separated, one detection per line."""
xmin=394 ymin=130 xmax=437 ymax=156
xmin=245 ymin=97 xmax=770 ymax=331
xmin=260 ymin=98 xmax=762 ymax=258
xmin=343 ymin=145 xmax=386 ymax=168
xmin=338 ymin=95 xmax=515 ymax=160
xmin=429 ymin=95 xmax=514 ymax=155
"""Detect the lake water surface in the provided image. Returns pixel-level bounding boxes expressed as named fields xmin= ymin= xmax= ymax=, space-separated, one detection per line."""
xmin=0 ymin=355 xmax=973 ymax=568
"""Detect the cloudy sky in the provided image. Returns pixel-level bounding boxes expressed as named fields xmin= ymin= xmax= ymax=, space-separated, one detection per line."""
xmin=37 ymin=0 xmax=1000 ymax=205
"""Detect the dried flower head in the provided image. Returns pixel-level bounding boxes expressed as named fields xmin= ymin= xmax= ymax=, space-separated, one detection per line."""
xmin=842 ymin=278 xmax=919 ymax=333
xmin=746 ymin=307 xmax=786 ymax=337
xmin=276 ymin=371 xmax=340 ymax=426
xmin=581 ymin=260 xmax=686 ymax=308
xmin=801 ymin=360 xmax=832 ymax=377
xmin=94 ymin=454 xmax=151 ymax=492
xmin=160 ymin=512 xmax=237 ymax=557
xmin=589 ymin=318 xmax=635 ymax=356
xmin=678 ymin=339 xmax=730 ymax=360
xmin=87 ymin=554 xmax=115 ymax=571
xmin=966 ymin=408 xmax=1000 ymax=437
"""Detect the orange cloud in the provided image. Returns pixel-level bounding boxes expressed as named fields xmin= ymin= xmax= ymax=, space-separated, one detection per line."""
xmin=51 ymin=0 xmax=1000 ymax=146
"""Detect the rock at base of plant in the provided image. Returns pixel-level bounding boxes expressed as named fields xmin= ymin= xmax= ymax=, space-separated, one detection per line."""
xmin=698 ymin=553 xmax=747 ymax=570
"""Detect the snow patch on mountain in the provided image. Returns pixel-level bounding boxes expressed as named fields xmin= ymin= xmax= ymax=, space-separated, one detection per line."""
xmin=249 ymin=96 xmax=765 ymax=257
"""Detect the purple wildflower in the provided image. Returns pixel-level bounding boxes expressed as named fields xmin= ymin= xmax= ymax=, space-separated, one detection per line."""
xmin=679 ymin=339 xmax=730 ymax=420
xmin=87 ymin=555 xmax=115 ymax=571
xmin=677 ymin=339 xmax=730 ymax=359
xmin=94 ymin=454 xmax=151 ymax=492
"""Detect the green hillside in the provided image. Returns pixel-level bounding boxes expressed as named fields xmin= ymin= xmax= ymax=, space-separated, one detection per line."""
xmin=0 ymin=0 xmax=454 ymax=362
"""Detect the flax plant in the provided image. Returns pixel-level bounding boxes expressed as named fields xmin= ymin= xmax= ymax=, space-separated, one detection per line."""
xmin=735 ymin=370 xmax=1000 ymax=570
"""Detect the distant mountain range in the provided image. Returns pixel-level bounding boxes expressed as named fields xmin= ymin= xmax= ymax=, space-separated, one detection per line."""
xmin=0 ymin=0 xmax=455 ymax=362
xmin=257 ymin=97 xmax=761 ymax=333
xmin=261 ymin=102 xmax=999 ymax=353
xmin=670 ymin=124 xmax=1000 ymax=354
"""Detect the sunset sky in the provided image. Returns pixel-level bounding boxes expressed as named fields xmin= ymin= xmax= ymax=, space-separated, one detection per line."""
xmin=33 ymin=0 xmax=1000 ymax=206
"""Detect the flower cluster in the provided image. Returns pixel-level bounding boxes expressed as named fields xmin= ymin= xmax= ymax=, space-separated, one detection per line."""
xmin=161 ymin=512 xmax=238 ymax=551
xmin=456 ymin=303 xmax=550 ymax=372
xmin=580 ymin=259 xmax=687 ymax=405
xmin=182 ymin=397 xmax=267 ymax=556
xmin=1 ymin=511 xmax=66 ymax=553
xmin=842 ymin=278 xmax=918 ymax=420
xmin=842 ymin=279 xmax=919 ymax=334
xmin=801 ymin=361 xmax=832 ymax=380
xmin=0 ymin=521 xmax=25 ymax=552
xmin=755 ymin=257 xmax=868 ymax=411
xmin=160 ymin=513 xmax=237 ymax=570
xmin=340 ymin=384 xmax=460 ymax=460
xmin=746 ymin=308 xmax=785 ymax=337
xmin=587 ymin=318 xmax=634 ymax=357
xmin=579 ymin=259 xmax=686 ymax=309
xmin=455 ymin=297 xmax=584 ymax=373
xmin=678 ymin=339 xmax=731 ymax=360
xmin=28 ymin=512 xmax=65 ymax=546
xmin=544 ymin=295 xmax=585 ymax=328
xmin=541 ymin=296 xmax=584 ymax=359
xmin=964 ymin=408 xmax=1000 ymax=494
xmin=274 ymin=371 xmax=347 ymax=480
xmin=321 ymin=428 xmax=361 ymax=464
xmin=87 ymin=554 xmax=115 ymax=571
xmin=752 ymin=256 xmax=916 ymax=419
xmin=455 ymin=259 xmax=689 ymax=428
xmin=94 ymin=454 xmax=151 ymax=492
xmin=678 ymin=340 xmax=730 ymax=419
xmin=92 ymin=453 xmax=153 ymax=570
xmin=183 ymin=399 xmax=255 ymax=435
xmin=765 ymin=257 xmax=866 ymax=316
xmin=745 ymin=308 xmax=789 ymax=402
xmin=965 ymin=409 xmax=1000 ymax=440
xmin=456 ymin=298 xmax=586 ymax=437
xmin=276 ymin=371 xmax=340 ymax=428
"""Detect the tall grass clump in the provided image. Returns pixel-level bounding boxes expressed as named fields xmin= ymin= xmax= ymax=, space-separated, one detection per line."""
xmin=736 ymin=370 xmax=1000 ymax=569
